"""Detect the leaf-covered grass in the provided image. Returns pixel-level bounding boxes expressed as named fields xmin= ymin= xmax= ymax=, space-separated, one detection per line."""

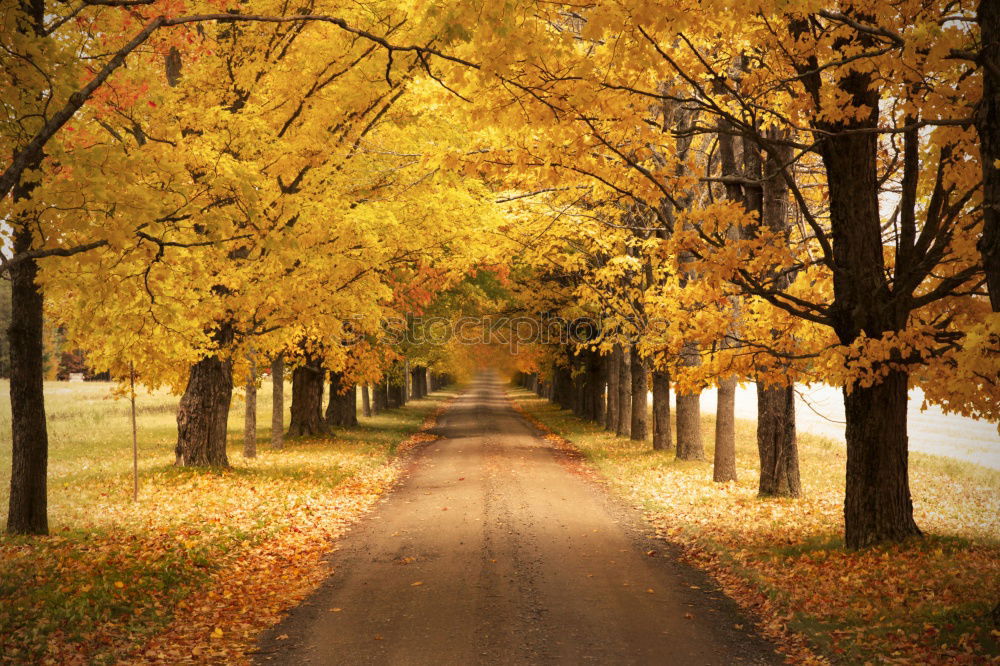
xmin=510 ymin=388 xmax=1000 ymax=665
xmin=0 ymin=379 xmax=456 ymax=664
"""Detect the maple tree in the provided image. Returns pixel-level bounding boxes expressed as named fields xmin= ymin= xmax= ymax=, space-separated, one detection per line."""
xmin=2 ymin=0 xmax=995 ymax=555
xmin=1 ymin=2 xmax=998 ymax=661
xmin=452 ymin=0 xmax=993 ymax=549
xmin=1 ymin=0 xmax=496 ymax=533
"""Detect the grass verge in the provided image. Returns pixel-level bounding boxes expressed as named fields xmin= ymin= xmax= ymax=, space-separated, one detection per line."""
xmin=0 ymin=381 xmax=456 ymax=664
xmin=509 ymin=388 xmax=999 ymax=665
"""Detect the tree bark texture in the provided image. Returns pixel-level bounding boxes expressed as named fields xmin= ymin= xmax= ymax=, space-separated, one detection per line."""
xmin=756 ymin=383 xmax=799 ymax=496
xmin=326 ymin=371 xmax=358 ymax=427
xmin=362 ymin=384 xmax=372 ymax=417
xmin=651 ymin=369 xmax=671 ymax=452
xmin=674 ymin=343 xmax=703 ymax=460
xmin=288 ymin=357 xmax=326 ymax=437
xmin=811 ymin=52 xmax=921 ymax=546
xmin=175 ymin=350 xmax=234 ymax=467
xmin=713 ymin=376 xmax=737 ymax=481
xmin=588 ymin=350 xmax=606 ymax=424
xmin=675 ymin=392 xmax=703 ymax=460
xmin=843 ymin=371 xmax=919 ymax=548
xmin=605 ymin=350 xmax=619 ymax=431
xmin=6 ymin=200 xmax=49 ymax=534
xmin=243 ymin=352 xmax=257 ymax=459
xmin=629 ymin=347 xmax=648 ymax=441
xmin=615 ymin=345 xmax=631 ymax=437
xmin=373 ymin=379 xmax=388 ymax=412
xmin=270 ymin=355 xmax=284 ymax=449
xmin=978 ymin=0 xmax=1000 ymax=311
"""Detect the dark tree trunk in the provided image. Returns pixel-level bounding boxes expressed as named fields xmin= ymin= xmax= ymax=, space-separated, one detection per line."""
xmin=244 ymin=352 xmax=256 ymax=459
xmin=810 ymin=47 xmax=921 ymax=546
xmin=362 ymin=384 xmax=372 ymax=417
xmin=6 ymin=12 xmax=49 ymax=535
xmin=373 ymin=379 xmax=388 ymax=412
xmin=979 ymin=0 xmax=1000 ymax=311
xmin=572 ymin=354 xmax=587 ymax=418
xmin=629 ymin=347 xmax=648 ymax=441
xmin=288 ymin=357 xmax=326 ymax=437
xmin=411 ymin=366 xmax=426 ymax=399
xmin=651 ymin=368 xmax=671 ymax=451
xmin=843 ymin=371 xmax=919 ymax=548
xmin=326 ymin=372 xmax=358 ymax=427
xmin=271 ymin=355 xmax=284 ymax=449
xmin=675 ymin=391 xmax=703 ymax=460
xmin=615 ymin=345 xmax=631 ymax=437
xmin=588 ymin=350 xmax=606 ymax=424
xmin=400 ymin=360 xmax=409 ymax=406
xmin=554 ymin=360 xmax=573 ymax=410
xmin=605 ymin=350 xmax=619 ymax=431
xmin=713 ymin=376 xmax=737 ymax=481
xmin=387 ymin=379 xmax=405 ymax=408
xmin=175 ymin=351 xmax=234 ymax=467
xmin=756 ymin=383 xmax=799 ymax=496
xmin=7 ymin=207 xmax=49 ymax=535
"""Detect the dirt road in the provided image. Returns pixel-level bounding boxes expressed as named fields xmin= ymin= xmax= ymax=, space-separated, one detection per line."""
xmin=256 ymin=374 xmax=777 ymax=665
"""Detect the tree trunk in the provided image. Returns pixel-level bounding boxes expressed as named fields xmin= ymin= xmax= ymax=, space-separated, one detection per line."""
xmin=554 ymin=360 xmax=573 ymax=410
xmin=175 ymin=352 xmax=233 ymax=467
xmin=373 ymin=379 xmax=388 ymax=412
xmin=757 ymin=382 xmax=799 ymax=496
xmin=270 ymin=355 xmax=284 ymax=449
xmin=843 ymin=371 xmax=919 ymax=548
xmin=713 ymin=376 xmax=737 ymax=481
xmin=747 ymin=126 xmax=798 ymax=493
xmin=400 ymin=358 xmax=413 ymax=406
xmin=6 ymin=211 xmax=49 ymax=534
xmin=571 ymin=354 xmax=586 ymax=417
xmin=410 ymin=367 xmax=420 ymax=399
xmin=978 ymin=0 xmax=1000 ymax=311
xmin=362 ymin=384 xmax=372 ymax=417
xmin=605 ymin=350 xmax=619 ymax=431
xmin=288 ymin=357 xmax=326 ymax=437
xmin=589 ymin=350 xmax=606 ymax=424
xmin=6 ymin=13 xmax=50 ymax=535
xmin=387 ymin=379 xmax=405 ymax=407
xmin=651 ymin=369 xmax=671 ymax=451
xmin=326 ymin=372 xmax=358 ymax=427
xmin=629 ymin=347 xmax=648 ymax=441
xmin=243 ymin=351 xmax=257 ymax=459
xmin=813 ymin=49 xmax=920 ymax=546
xmin=675 ymin=341 xmax=704 ymax=459
xmin=675 ymin=391 xmax=703 ymax=460
xmin=615 ymin=345 xmax=631 ymax=437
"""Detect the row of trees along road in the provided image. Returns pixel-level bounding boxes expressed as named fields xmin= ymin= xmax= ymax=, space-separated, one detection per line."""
xmin=2 ymin=0 xmax=998 ymax=551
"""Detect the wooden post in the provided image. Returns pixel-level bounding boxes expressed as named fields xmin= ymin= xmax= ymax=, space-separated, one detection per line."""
xmin=130 ymin=362 xmax=138 ymax=502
